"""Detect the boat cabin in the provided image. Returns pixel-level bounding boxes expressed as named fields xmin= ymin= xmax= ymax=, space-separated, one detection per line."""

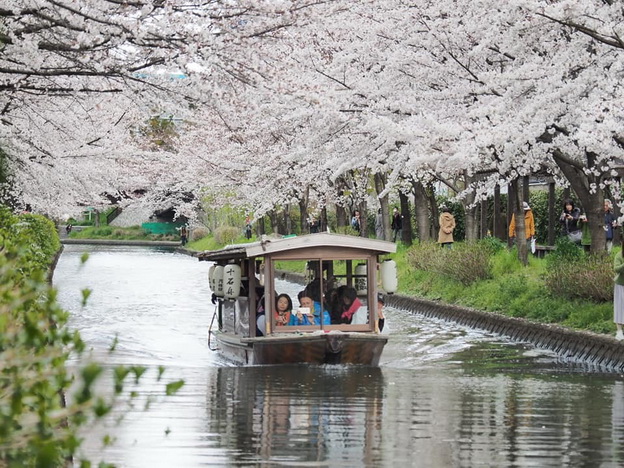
xmin=198 ymin=233 xmax=397 ymax=339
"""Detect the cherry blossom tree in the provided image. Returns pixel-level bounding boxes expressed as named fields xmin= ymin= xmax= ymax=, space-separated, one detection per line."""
xmin=2 ymin=0 xmax=623 ymax=253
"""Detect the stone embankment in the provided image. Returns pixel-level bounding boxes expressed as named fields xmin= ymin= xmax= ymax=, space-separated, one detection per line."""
xmin=386 ymin=294 xmax=624 ymax=373
xmin=61 ymin=238 xmax=181 ymax=247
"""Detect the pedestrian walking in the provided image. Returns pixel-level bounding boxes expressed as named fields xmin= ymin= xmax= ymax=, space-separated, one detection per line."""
xmin=391 ymin=207 xmax=403 ymax=242
xmin=438 ymin=206 xmax=456 ymax=249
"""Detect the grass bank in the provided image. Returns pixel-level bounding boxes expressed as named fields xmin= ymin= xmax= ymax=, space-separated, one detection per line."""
xmin=395 ymin=241 xmax=614 ymax=335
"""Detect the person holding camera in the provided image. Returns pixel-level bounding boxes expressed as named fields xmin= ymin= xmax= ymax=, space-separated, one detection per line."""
xmin=560 ymin=199 xmax=582 ymax=244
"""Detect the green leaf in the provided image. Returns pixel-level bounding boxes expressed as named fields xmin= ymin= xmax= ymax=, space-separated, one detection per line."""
xmin=165 ymin=380 xmax=185 ymax=396
xmin=81 ymin=288 xmax=92 ymax=306
xmin=130 ymin=365 xmax=147 ymax=383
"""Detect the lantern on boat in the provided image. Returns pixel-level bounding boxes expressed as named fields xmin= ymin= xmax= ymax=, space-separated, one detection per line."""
xmin=213 ymin=265 xmax=225 ymax=297
xmin=223 ymin=264 xmax=241 ymax=299
xmin=355 ymin=263 xmax=367 ymax=295
xmin=208 ymin=264 xmax=216 ymax=292
xmin=380 ymin=259 xmax=398 ymax=294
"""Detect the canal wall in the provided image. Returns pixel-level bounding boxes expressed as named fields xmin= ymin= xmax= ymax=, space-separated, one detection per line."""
xmin=386 ymin=294 xmax=624 ymax=373
xmin=61 ymin=239 xmax=181 ymax=247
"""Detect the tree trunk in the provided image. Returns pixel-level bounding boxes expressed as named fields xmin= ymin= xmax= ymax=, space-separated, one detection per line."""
xmin=463 ymin=172 xmax=479 ymax=241
xmin=320 ymin=206 xmax=328 ymax=233
xmin=412 ymin=180 xmax=431 ymax=242
xmin=548 ymin=180 xmax=556 ymax=245
xmin=428 ymin=184 xmax=440 ymax=240
xmin=299 ymin=188 xmax=309 ymax=234
xmin=374 ymin=172 xmax=389 ymax=240
xmin=357 ymin=201 xmax=367 ymax=237
xmin=284 ymin=204 xmax=292 ymax=235
xmin=399 ymin=191 xmax=412 ymax=245
xmin=493 ymin=185 xmax=503 ymax=240
xmin=509 ymin=179 xmax=529 ymax=265
xmin=336 ymin=205 xmax=348 ymax=230
xmin=268 ymin=210 xmax=279 ymax=235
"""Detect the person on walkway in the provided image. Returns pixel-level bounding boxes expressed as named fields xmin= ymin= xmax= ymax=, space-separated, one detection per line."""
xmin=351 ymin=210 xmax=361 ymax=233
xmin=604 ymin=199 xmax=618 ymax=252
xmin=438 ymin=206 xmax=456 ymax=249
xmin=244 ymin=216 xmax=253 ymax=240
xmin=391 ymin=207 xmax=403 ymax=242
xmin=560 ymin=199 xmax=581 ymax=244
xmin=508 ymin=202 xmax=536 ymax=249
xmin=309 ymin=216 xmax=320 ymax=234
xmin=613 ymin=238 xmax=624 ymax=341
xmin=180 ymin=225 xmax=188 ymax=246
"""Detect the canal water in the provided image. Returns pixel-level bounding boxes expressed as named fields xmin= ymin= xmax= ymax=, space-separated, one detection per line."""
xmin=53 ymin=245 xmax=624 ymax=467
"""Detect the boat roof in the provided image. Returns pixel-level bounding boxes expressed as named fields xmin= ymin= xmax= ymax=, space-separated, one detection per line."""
xmin=197 ymin=233 xmax=396 ymax=262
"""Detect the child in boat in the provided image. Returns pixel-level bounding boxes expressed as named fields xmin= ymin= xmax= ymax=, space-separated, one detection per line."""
xmin=275 ymin=293 xmax=294 ymax=326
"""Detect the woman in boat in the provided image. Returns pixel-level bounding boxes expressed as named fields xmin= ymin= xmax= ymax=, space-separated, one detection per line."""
xmin=338 ymin=286 xmax=361 ymax=324
xmin=291 ymin=290 xmax=331 ymax=326
xmin=275 ymin=293 xmax=294 ymax=326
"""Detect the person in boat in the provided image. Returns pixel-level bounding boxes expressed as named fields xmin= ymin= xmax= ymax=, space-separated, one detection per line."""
xmin=256 ymin=287 xmax=276 ymax=336
xmin=337 ymin=285 xmax=361 ymax=324
xmin=326 ymin=287 xmax=342 ymax=324
xmin=275 ymin=293 xmax=294 ymax=326
xmin=377 ymin=292 xmax=386 ymax=332
xmin=292 ymin=290 xmax=331 ymax=326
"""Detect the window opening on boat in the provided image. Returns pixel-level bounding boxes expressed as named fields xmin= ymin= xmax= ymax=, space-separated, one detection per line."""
xmin=269 ymin=257 xmax=373 ymax=333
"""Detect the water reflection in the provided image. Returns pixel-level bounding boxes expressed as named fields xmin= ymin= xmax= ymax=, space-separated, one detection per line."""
xmin=205 ymin=365 xmax=384 ymax=466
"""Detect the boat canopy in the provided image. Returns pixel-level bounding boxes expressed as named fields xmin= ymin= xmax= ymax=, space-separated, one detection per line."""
xmin=197 ymin=233 xmax=396 ymax=262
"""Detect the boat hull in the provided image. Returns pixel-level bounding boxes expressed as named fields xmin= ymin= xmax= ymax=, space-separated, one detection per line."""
xmin=213 ymin=331 xmax=388 ymax=366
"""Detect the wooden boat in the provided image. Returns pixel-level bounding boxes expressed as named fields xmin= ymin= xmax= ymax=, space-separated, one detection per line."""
xmin=197 ymin=233 xmax=397 ymax=366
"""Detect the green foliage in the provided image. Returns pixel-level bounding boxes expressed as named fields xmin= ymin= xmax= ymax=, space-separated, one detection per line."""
xmin=0 ymin=205 xmax=184 ymax=465
xmin=407 ymin=240 xmax=493 ymax=285
xmin=479 ymin=235 xmax=506 ymax=254
xmin=491 ymin=246 xmax=524 ymax=277
xmin=138 ymin=116 xmax=179 ymax=152
xmin=187 ymin=235 xmax=222 ymax=251
xmin=544 ymin=246 xmax=613 ymax=302
xmin=546 ymin=236 xmax=584 ymax=266
xmin=400 ymin=238 xmax=617 ymax=334
xmin=214 ymin=226 xmax=242 ymax=245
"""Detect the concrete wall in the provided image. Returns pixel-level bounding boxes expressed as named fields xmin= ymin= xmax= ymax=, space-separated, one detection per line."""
xmin=386 ymin=294 xmax=624 ymax=373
